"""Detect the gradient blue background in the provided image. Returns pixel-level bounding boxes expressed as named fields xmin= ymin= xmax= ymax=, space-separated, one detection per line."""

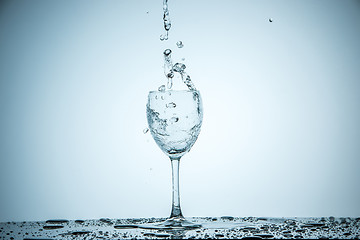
xmin=0 ymin=0 xmax=360 ymax=222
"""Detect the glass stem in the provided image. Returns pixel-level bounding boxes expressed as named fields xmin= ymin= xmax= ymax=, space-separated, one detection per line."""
xmin=170 ymin=157 xmax=184 ymax=219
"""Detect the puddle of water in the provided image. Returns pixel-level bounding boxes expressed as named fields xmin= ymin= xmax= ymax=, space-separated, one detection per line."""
xmin=0 ymin=217 xmax=359 ymax=239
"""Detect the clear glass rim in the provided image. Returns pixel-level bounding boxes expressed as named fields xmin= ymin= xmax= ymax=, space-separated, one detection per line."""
xmin=148 ymin=89 xmax=200 ymax=94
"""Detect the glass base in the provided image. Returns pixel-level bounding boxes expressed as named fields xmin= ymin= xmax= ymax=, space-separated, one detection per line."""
xmin=138 ymin=217 xmax=201 ymax=230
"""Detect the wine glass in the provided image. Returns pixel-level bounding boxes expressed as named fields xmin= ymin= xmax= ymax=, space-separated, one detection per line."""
xmin=146 ymin=89 xmax=203 ymax=229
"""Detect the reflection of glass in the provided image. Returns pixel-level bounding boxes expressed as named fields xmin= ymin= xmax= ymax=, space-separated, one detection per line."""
xmin=146 ymin=90 xmax=203 ymax=229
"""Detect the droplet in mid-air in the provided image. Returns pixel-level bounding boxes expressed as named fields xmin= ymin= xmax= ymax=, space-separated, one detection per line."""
xmin=176 ymin=41 xmax=184 ymax=48
xmin=143 ymin=128 xmax=149 ymax=134
xmin=269 ymin=18 xmax=273 ymax=22
xmin=160 ymin=33 xmax=168 ymax=41
xmin=166 ymin=102 xmax=176 ymax=108
xmin=158 ymin=85 xmax=166 ymax=92
xmin=164 ymin=49 xmax=172 ymax=56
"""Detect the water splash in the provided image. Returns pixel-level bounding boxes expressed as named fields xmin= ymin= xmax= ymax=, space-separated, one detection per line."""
xmin=173 ymin=63 xmax=186 ymax=73
xmin=159 ymin=1 xmax=196 ymax=91
xmin=163 ymin=53 xmax=196 ymax=91
xmin=143 ymin=128 xmax=149 ymax=134
xmin=173 ymin=63 xmax=196 ymax=90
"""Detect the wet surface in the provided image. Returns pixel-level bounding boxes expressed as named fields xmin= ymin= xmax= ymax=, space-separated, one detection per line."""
xmin=0 ymin=217 xmax=359 ymax=239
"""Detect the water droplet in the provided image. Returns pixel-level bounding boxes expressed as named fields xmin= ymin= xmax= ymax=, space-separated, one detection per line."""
xmin=164 ymin=49 xmax=172 ymax=56
xmin=160 ymin=34 xmax=168 ymax=41
xmin=221 ymin=216 xmax=234 ymax=221
xmin=166 ymin=102 xmax=176 ymax=108
xmin=181 ymin=58 xmax=185 ymax=61
xmin=114 ymin=224 xmax=139 ymax=229
xmin=254 ymin=234 xmax=274 ymax=238
xmin=45 ymin=219 xmax=69 ymax=224
xmin=43 ymin=225 xmax=64 ymax=230
xmin=160 ymin=32 xmax=169 ymax=41
xmin=144 ymin=233 xmax=156 ymax=237
xmin=269 ymin=18 xmax=273 ymax=22
xmin=71 ymin=231 xmax=92 ymax=235
xmin=143 ymin=128 xmax=149 ymax=134
xmin=176 ymin=41 xmax=184 ymax=48
xmin=155 ymin=233 xmax=171 ymax=238
xmin=99 ymin=218 xmax=113 ymax=224
xmin=169 ymin=117 xmax=179 ymax=123
xmin=158 ymin=85 xmax=166 ymax=92
xmin=146 ymin=11 xmax=149 ymax=14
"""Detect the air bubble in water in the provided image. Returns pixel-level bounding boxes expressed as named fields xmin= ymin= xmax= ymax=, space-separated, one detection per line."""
xmin=158 ymin=85 xmax=166 ymax=92
xmin=176 ymin=41 xmax=184 ymax=48
xmin=169 ymin=117 xmax=179 ymax=123
xmin=166 ymin=102 xmax=176 ymax=108
xmin=143 ymin=128 xmax=149 ymax=134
